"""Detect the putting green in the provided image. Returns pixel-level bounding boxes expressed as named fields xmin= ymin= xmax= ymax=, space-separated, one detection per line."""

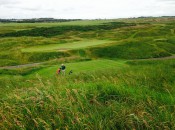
xmin=22 ymin=40 xmax=113 ymax=52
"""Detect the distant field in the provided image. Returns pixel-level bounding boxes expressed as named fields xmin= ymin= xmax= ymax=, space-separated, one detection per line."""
xmin=0 ymin=20 xmax=114 ymax=33
xmin=0 ymin=20 xmax=115 ymax=34
xmin=0 ymin=20 xmax=114 ymax=27
xmin=22 ymin=40 xmax=113 ymax=52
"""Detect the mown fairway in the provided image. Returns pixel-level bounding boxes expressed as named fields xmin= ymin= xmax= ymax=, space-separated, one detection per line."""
xmin=22 ymin=40 xmax=113 ymax=52
xmin=27 ymin=59 xmax=126 ymax=77
xmin=0 ymin=17 xmax=175 ymax=129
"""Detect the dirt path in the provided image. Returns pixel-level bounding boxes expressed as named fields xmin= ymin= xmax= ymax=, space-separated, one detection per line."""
xmin=0 ymin=55 xmax=175 ymax=69
xmin=0 ymin=62 xmax=42 ymax=69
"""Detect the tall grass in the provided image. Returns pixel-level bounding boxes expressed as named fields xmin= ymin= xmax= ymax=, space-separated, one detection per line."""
xmin=0 ymin=59 xmax=175 ymax=129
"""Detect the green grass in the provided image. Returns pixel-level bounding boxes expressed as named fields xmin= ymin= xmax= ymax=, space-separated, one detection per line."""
xmin=22 ymin=40 xmax=113 ymax=52
xmin=0 ymin=17 xmax=175 ymax=129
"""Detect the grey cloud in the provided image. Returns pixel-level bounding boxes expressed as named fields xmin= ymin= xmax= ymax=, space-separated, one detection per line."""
xmin=157 ymin=0 xmax=175 ymax=3
xmin=158 ymin=0 xmax=175 ymax=1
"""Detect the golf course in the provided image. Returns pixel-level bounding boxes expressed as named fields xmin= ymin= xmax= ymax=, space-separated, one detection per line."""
xmin=0 ymin=17 xmax=175 ymax=129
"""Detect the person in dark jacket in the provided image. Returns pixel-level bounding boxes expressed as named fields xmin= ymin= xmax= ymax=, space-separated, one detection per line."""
xmin=61 ymin=64 xmax=66 ymax=75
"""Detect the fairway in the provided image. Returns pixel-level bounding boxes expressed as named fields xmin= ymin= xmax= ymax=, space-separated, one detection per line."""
xmin=22 ymin=40 xmax=113 ymax=52
xmin=28 ymin=59 xmax=126 ymax=77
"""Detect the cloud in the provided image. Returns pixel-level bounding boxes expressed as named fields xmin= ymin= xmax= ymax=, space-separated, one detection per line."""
xmin=0 ymin=0 xmax=174 ymax=19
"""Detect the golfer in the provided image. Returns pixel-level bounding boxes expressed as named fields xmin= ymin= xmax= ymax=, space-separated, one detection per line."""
xmin=61 ymin=64 xmax=66 ymax=75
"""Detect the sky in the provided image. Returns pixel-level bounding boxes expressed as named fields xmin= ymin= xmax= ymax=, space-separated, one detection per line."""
xmin=0 ymin=0 xmax=175 ymax=19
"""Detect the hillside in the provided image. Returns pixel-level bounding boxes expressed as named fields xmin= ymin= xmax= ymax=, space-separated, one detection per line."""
xmin=0 ymin=17 xmax=175 ymax=129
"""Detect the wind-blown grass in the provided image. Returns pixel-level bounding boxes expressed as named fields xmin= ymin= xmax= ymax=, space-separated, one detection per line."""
xmin=0 ymin=59 xmax=175 ymax=129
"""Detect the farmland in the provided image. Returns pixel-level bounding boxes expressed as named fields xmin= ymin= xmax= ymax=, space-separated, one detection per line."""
xmin=0 ymin=17 xmax=175 ymax=129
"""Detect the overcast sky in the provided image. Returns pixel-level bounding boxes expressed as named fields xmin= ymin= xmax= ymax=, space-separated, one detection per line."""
xmin=0 ymin=0 xmax=175 ymax=19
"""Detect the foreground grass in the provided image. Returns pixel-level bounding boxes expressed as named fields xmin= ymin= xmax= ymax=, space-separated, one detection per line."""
xmin=0 ymin=59 xmax=175 ymax=129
